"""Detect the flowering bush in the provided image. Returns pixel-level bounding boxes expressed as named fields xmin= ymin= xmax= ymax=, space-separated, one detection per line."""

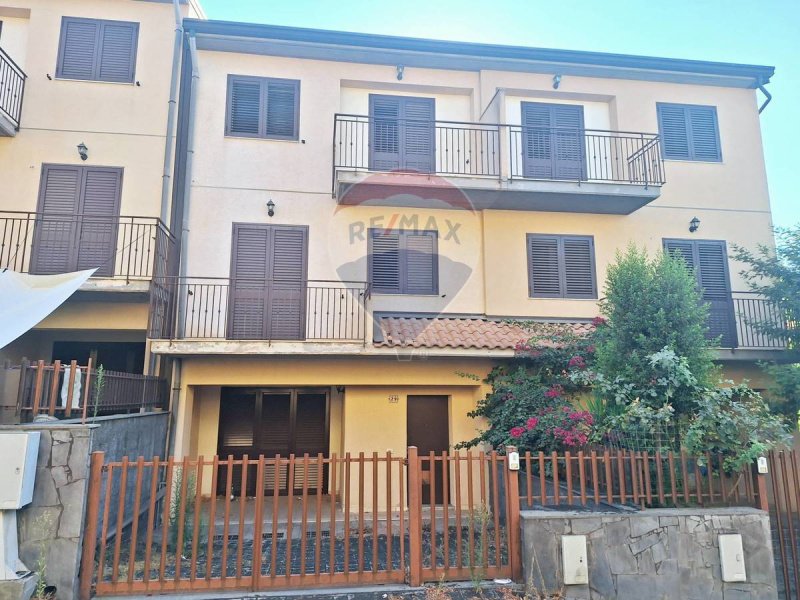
xmin=457 ymin=325 xmax=600 ymax=453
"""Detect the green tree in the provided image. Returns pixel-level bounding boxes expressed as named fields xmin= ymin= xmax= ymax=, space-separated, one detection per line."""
xmin=732 ymin=225 xmax=800 ymax=423
xmin=594 ymin=245 xmax=716 ymax=416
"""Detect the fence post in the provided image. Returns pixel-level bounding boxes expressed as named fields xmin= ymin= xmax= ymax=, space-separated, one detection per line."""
xmin=14 ymin=358 xmax=30 ymax=420
xmin=79 ymin=451 xmax=105 ymax=600
xmin=407 ymin=446 xmax=423 ymax=587
xmin=81 ymin=357 xmax=93 ymax=424
xmin=505 ymin=446 xmax=522 ymax=582
xmin=754 ymin=459 xmax=770 ymax=512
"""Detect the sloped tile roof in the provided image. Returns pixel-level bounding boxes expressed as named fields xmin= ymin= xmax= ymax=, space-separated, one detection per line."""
xmin=375 ymin=316 xmax=593 ymax=350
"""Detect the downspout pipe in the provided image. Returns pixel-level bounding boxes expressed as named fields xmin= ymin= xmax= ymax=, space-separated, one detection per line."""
xmin=160 ymin=0 xmax=184 ymax=226
xmin=758 ymin=84 xmax=772 ymax=114
xmin=166 ymin=33 xmax=198 ymax=458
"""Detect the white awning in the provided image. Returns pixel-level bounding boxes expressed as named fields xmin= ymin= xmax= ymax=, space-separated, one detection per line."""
xmin=0 ymin=269 xmax=95 ymax=349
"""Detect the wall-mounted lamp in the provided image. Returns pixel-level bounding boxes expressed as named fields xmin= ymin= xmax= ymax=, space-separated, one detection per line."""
xmin=266 ymin=199 xmax=276 ymax=217
xmin=553 ymin=74 xmax=562 ymax=89
xmin=689 ymin=216 xmax=700 ymax=233
xmin=396 ymin=65 xmax=405 ymax=81
xmin=77 ymin=142 xmax=88 ymax=161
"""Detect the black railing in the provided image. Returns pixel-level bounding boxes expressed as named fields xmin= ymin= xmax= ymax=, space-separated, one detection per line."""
xmin=0 ymin=47 xmax=26 ymax=130
xmin=149 ymin=277 xmax=370 ymax=343
xmin=334 ymin=113 xmax=501 ymax=178
xmin=728 ymin=291 xmax=787 ymax=350
xmin=0 ymin=211 xmax=174 ymax=282
xmin=332 ymin=114 xmax=665 ymax=188
xmin=509 ymin=126 xmax=664 ymax=185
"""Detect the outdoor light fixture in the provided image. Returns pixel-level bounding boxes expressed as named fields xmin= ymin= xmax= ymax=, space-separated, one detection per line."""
xmin=689 ymin=216 xmax=700 ymax=233
xmin=77 ymin=142 xmax=88 ymax=161
xmin=396 ymin=65 xmax=405 ymax=80
xmin=266 ymin=199 xmax=275 ymax=217
xmin=553 ymin=74 xmax=562 ymax=89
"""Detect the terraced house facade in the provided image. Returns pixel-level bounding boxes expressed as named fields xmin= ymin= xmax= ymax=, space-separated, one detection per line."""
xmin=0 ymin=4 xmax=781 ymax=496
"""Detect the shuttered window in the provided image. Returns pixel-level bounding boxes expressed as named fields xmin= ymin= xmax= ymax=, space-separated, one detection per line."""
xmin=663 ymin=238 xmax=736 ymax=347
xmin=656 ymin=103 xmax=722 ymax=162
xmin=527 ymin=234 xmax=597 ymax=299
xmin=369 ymin=94 xmax=435 ymax=173
xmin=226 ymin=75 xmax=300 ymax=140
xmin=368 ymin=229 xmax=438 ymax=295
xmin=56 ymin=17 xmax=139 ymax=83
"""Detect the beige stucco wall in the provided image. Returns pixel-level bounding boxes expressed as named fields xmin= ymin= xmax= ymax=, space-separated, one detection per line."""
xmin=184 ymin=48 xmax=774 ymax=325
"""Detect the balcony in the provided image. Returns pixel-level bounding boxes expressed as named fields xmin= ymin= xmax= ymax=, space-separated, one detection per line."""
xmin=333 ymin=114 xmax=664 ymax=214
xmin=0 ymin=211 xmax=174 ymax=294
xmin=719 ymin=292 xmax=788 ymax=353
xmin=0 ymin=47 xmax=25 ymax=136
xmin=148 ymin=277 xmax=370 ymax=352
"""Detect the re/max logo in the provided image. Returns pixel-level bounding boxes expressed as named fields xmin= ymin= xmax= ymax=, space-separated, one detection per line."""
xmin=348 ymin=214 xmax=462 ymax=244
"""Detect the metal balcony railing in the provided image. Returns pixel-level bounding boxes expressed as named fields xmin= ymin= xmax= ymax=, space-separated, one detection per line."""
xmin=0 ymin=47 xmax=26 ymax=130
xmin=149 ymin=277 xmax=371 ymax=343
xmin=0 ymin=211 xmax=175 ymax=282
xmin=332 ymin=114 xmax=665 ymax=188
xmin=727 ymin=291 xmax=788 ymax=350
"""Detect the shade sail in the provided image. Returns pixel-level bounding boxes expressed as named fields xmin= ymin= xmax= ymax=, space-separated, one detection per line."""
xmin=0 ymin=269 xmax=95 ymax=349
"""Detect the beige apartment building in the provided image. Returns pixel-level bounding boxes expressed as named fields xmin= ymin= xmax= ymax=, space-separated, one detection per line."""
xmin=0 ymin=4 xmax=783 ymax=494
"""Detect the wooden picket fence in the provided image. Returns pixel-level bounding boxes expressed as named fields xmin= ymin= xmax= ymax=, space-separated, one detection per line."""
xmin=79 ymin=448 xmax=519 ymax=598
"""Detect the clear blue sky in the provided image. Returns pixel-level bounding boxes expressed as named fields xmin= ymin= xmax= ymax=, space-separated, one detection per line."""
xmin=200 ymin=0 xmax=799 ymax=228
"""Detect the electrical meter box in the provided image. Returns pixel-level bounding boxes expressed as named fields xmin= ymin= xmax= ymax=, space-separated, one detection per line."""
xmin=562 ymin=535 xmax=589 ymax=585
xmin=719 ymin=534 xmax=747 ymax=582
xmin=0 ymin=432 xmax=40 ymax=509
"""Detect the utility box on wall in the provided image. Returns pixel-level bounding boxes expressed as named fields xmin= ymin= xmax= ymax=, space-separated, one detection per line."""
xmin=562 ymin=535 xmax=589 ymax=585
xmin=0 ymin=432 xmax=40 ymax=509
xmin=719 ymin=534 xmax=747 ymax=582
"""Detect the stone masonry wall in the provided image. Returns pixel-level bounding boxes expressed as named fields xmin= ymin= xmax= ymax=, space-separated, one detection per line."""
xmin=4 ymin=412 xmax=169 ymax=600
xmin=520 ymin=507 xmax=777 ymax=600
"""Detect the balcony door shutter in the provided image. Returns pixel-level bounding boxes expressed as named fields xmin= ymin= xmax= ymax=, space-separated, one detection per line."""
xmin=664 ymin=238 xmax=736 ymax=347
xmin=229 ymin=224 xmax=308 ymax=340
xmin=75 ymin=168 xmax=122 ymax=276
xmin=267 ymin=226 xmax=308 ymax=340
xmin=229 ymin=225 xmax=270 ymax=339
xmin=369 ymin=95 xmax=434 ymax=173
xmin=31 ymin=166 xmax=82 ymax=274
xmin=522 ymin=102 xmax=585 ymax=180
xmin=32 ymin=165 xmax=121 ymax=276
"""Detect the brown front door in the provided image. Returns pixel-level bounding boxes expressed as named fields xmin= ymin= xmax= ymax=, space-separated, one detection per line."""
xmin=217 ymin=387 xmax=329 ymax=495
xmin=228 ymin=223 xmax=308 ymax=341
xmin=31 ymin=164 xmax=123 ymax=276
xmin=407 ymin=395 xmax=449 ymax=504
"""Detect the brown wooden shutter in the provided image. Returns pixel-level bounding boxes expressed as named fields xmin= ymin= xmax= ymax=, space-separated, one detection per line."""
xmin=31 ymin=166 xmax=82 ymax=274
xmin=562 ymin=236 xmax=596 ymax=298
xmin=369 ymin=229 xmax=401 ymax=293
xmin=229 ymin=224 xmax=270 ymax=339
xmin=657 ymin=103 xmax=721 ymax=162
xmin=522 ymin=102 xmax=585 ymax=180
xmin=403 ymin=230 xmax=438 ymax=294
xmin=56 ymin=18 xmax=99 ymax=80
xmin=527 ymin=235 xmax=561 ymax=298
xmin=292 ymin=392 xmax=328 ymax=490
xmin=402 ymin=97 xmax=435 ymax=173
xmin=528 ymin=234 xmax=595 ymax=299
xmin=260 ymin=392 xmax=292 ymax=491
xmin=57 ymin=18 xmax=137 ymax=82
xmin=663 ymin=238 xmax=736 ymax=347
xmin=369 ymin=95 xmax=402 ymax=171
xmin=227 ymin=76 xmax=262 ymax=136
xmin=265 ymin=78 xmax=299 ymax=139
xmin=75 ymin=168 xmax=122 ymax=276
xmin=96 ymin=21 xmax=138 ymax=83
xmin=266 ymin=226 xmax=308 ymax=340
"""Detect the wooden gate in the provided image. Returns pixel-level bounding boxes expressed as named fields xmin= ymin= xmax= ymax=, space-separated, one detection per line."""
xmin=78 ymin=447 xmax=519 ymax=598
xmin=764 ymin=450 xmax=800 ymax=600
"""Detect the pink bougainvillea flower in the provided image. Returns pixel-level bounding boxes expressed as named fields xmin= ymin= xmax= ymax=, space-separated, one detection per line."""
xmin=568 ymin=355 xmax=586 ymax=369
xmin=544 ymin=386 xmax=563 ymax=399
xmin=526 ymin=417 xmax=539 ymax=430
xmin=510 ymin=426 xmax=526 ymax=439
xmin=591 ymin=316 xmax=607 ymax=327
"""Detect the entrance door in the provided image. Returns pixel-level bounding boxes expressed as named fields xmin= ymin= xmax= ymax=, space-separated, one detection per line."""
xmin=217 ymin=388 xmax=329 ymax=495
xmin=369 ymin=94 xmax=435 ymax=173
xmin=228 ymin=224 xmax=308 ymax=340
xmin=407 ymin=395 xmax=449 ymax=504
xmin=521 ymin=102 xmax=585 ymax=180
xmin=31 ymin=164 xmax=122 ymax=276
xmin=664 ymin=239 xmax=737 ymax=347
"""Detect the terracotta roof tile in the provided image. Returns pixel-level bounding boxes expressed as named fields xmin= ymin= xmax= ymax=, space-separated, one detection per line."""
xmin=376 ymin=316 xmax=593 ymax=350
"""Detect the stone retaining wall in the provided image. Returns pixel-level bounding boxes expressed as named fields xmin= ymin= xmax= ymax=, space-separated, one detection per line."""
xmin=520 ymin=507 xmax=777 ymax=599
